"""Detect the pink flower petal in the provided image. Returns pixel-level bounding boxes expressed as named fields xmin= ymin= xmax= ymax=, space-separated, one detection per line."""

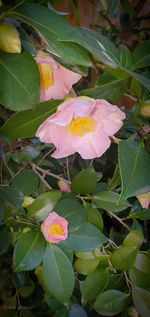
xmin=49 ymin=125 xmax=76 ymax=158
xmin=73 ymin=123 xmax=111 ymax=159
xmin=34 ymin=55 xmax=58 ymax=69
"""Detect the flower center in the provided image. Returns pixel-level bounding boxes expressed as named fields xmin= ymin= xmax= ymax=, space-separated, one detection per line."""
xmin=67 ymin=116 xmax=96 ymax=137
xmin=38 ymin=63 xmax=53 ymax=90
xmin=47 ymin=224 xmax=63 ymax=235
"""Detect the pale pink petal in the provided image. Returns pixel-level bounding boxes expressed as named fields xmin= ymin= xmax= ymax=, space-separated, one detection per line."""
xmin=34 ymin=55 xmax=58 ymax=69
xmin=50 ymin=125 xmax=76 ymax=158
xmin=57 ymin=97 xmax=96 ymax=118
xmin=36 ymin=118 xmax=53 ymax=143
xmin=73 ymin=123 xmax=111 ymax=159
xmin=92 ymin=99 xmax=125 ymax=136
xmin=48 ymin=109 xmax=73 ymax=126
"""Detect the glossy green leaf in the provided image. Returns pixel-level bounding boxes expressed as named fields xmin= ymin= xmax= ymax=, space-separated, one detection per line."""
xmin=134 ymin=253 xmax=150 ymax=274
xmin=86 ymin=205 xmax=103 ymax=231
xmin=106 ymin=273 xmax=124 ymax=291
xmin=57 ymin=240 xmax=73 ymax=263
xmin=68 ymin=222 xmax=107 ymax=251
xmin=110 ymin=231 xmax=144 ymax=271
xmin=12 ymin=170 xmax=38 ymax=195
xmin=13 ymin=231 xmax=45 ymax=272
xmin=126 ymin=69 xmax=150 ymax=91
xmin=120 ymin=45 xmax=132 ymax=69
xmin=0 ymin=49 xmax=40 ymax=111
xmin=0 ymin=199 xmax=4 ymax=223
xmin=94 ymin=290 xmax=128 ymax=315
xmin=129 ymin=267 xmax=150 ymax=290
xmin=82 ymin=267 xmax=109 ymax=302
xmin=43 ymin=244 xmax=74 ymax=304
xmin=130 ymin=77 xmax=142 ymax=99
xmin=60 ymin=27 xmax=120 ymax=67
xmin=133 ymin=41 xmax=150 ymax=69
xmin=118 ymin=140 xmax=150 ymax=203
xmin=18 ymin=284 xmax=35 ymax=297
xmin=79 ymin=77 xmax=129 ymax=103
xmin=74 ymin=257 xmax=100 ymax=275
xmin=93 ymin=191 xmax=130 ymax=213
xmin=0 ymin=99 xmax=61 ymax=139
xmin=75 ymin=250 xmax=95 ymax=259
xmin=20 ymin=145 xmax=40 ymax=161
xmin=68 ymin=304 xmax=88 ymax=317
xmin=0 ymin=185 xmax=24 ymax=208
xmin=71 ymin=166 xmax=97 ymax=194
xmin=28 ymin=191 xmax=62 ymax=221
xmin=132 ymin=286 xmax=150 ymax=317
xmin=55 ymin=195 xmax=85 ymax=232
xmin=107 ymin=164 xmax=121 ymax=191
xmin=54 ymin=307 xmax=68 ymax=317
xmin=14 ymin=3 xmax=92 ymax=66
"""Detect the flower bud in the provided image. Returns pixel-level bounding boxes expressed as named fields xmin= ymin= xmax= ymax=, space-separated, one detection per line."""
xmin=140 ymin=100 xmax=150 ymax=118
xmin=137 ymin=191 xmax=150 ymax=209
xmin=58 ymin=179 xmax=70 ymax=192
xmin=0 ymin=22 xmax=21 ymax=53
xmin=22 ymin=196 xmax=34 ymax=208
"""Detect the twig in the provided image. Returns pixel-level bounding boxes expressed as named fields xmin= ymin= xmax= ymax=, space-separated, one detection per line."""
xmin=107 ymin=210 xmax=131 ymax=232
xmin=124 ymin=93 xmax=137 ymax=102
xmin=2 ymin=151 xmax=14 ymax=178
xmin=30 ymin=162 xmax=71 ymax=184
xmin=32 ymin=166 xmax=52 ymax=190
xmin=37 ymin=147 xmax=55 ymax=166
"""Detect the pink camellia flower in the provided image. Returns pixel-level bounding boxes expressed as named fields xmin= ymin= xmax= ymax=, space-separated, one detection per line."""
xmin=137 ymin=192 xmax=150 ymax=209
xmin=41 ymin=212 xmax=68 ymax=243
xmin=34 ymin=52 xmax=82 ymax=101
xmin=58 ymin=179 xmax=71 ymax=192
xmin=36 ymin=96 xmax=125 ymax=159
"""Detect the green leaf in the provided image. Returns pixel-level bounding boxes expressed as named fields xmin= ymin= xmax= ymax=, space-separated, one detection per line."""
xmin=20 ymin=145 xmax=40 ymax=161
xmin=28 ymin=191 xmax=62 ymax=221
xmin=74 ymin=257 xmax=100 ymax=275
xmin=79 ymin=77 xmax=129 ymax=103
xmin=53 ymin=307 xmax=68 ymax=317
xmin=86 ymin=205 xmax=103 ymax=231
xmin=68 ymin=304 xmax=88 ymax=317
xmin=0 ymin=199 xmax=4 ymax=223
xmin=134 ymin=253 xmax=150 ymax=274
xmin=132 ymin=286 xmax=150 ymax=317
xmin=0 ymin=185 xmax=24 ymax=208
xmin=129 ymin=267 xmax=150 ymax=290
xmin=60 ymin=27 xmax=120 ymax=67
xmin=93 ymin=191 xmax=130 ymax=213
xmin=82 ymin=267 xmax=109 ymax=302
xmin=133 ymin=41 xmax=150 ymax=70
xmin=126 ymin=69 xmax=150 ymax=92
xmin=0 ymin=99 xmax=61 ymax=139
xmin=68 ymin=222 xmax=107 ymax=251
xmin=12 ymin=170 xmax=38 ymax=195
xmin=13 ymin=231 xmax=45 ymax=272
xmin=107 ymin=164 xmax=121 ymax=191
xmin=70 ymin=166 xmax=97 ymax=194
xmin=130 ymin=77 xmax=142 ymax=99
xmin=57 ymin=240 xmax=73 ymax=263
xmin=118 ymin=140 xmax=150 ymax=203
xmin=54 ymin=195 xmax=85 ymax=232
xmin=43 ymin=243 xmax=74 ymax=304
xmin=0 ymin=49 xmax=40 ymax=111
xmin=120 ymin=45 xmax=132 ymax=69
xmin=94 ymin=290 xmax=128 ymax=316
xmin=18 ymin=284 xmax=35 ymax=297
xmin=110 ymin=230 xmax=144 ymax=271
xmin=14 ymin=3 xmax=92 ymax=67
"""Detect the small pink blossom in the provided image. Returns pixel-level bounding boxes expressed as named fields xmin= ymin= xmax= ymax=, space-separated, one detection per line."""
xmin=58 ymin=179 xmax=71 ymax=192
xmin=36 ymin=96 xmax=125 ymax=159
xmin=34 ymin=53 xmax=81 ymax=101
xmin=137 ymin=192 xmax=150 ymax=209
xmin=41 ymin=212 xmax=68 ymax=243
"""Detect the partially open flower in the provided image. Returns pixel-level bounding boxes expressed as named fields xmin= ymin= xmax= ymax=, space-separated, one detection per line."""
xmin=41 ymin=212 xmax=68 ymax=243
xmin=0 ymin=22 xmax=21 ymax=53
xmin=36 ymin=96 xmax=125 ymax=159
xmin=34 ymin=52 xmax=81 ymax=101
xmin=137 ymin=192 xmax=150 ymax=209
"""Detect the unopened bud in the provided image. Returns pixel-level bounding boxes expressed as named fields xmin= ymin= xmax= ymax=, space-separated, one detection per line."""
xmin=137 ymin=191 xmax=150 ymax=209
xmin=22 ymin=196 xmax=34 ymax=208
xmin=58 ymin=179 xmax=70 ymax=192
xmin=140 ymin=100 xmax=150 ymax=118
xmin=0 ymin=22 xmax=21 ymax=53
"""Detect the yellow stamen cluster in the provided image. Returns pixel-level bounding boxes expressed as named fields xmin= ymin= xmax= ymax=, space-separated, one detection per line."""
xmin=67 ymin=116 xmax=96 ymax=137
xmin=47 ymin=224 xmax=63 ymax=235
xmin=38 ymin=63 xmax=53 ymax=90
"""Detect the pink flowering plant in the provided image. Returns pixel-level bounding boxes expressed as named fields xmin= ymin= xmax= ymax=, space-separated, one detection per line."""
xmin=0 ymin=1 xmax=150 ymax=316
